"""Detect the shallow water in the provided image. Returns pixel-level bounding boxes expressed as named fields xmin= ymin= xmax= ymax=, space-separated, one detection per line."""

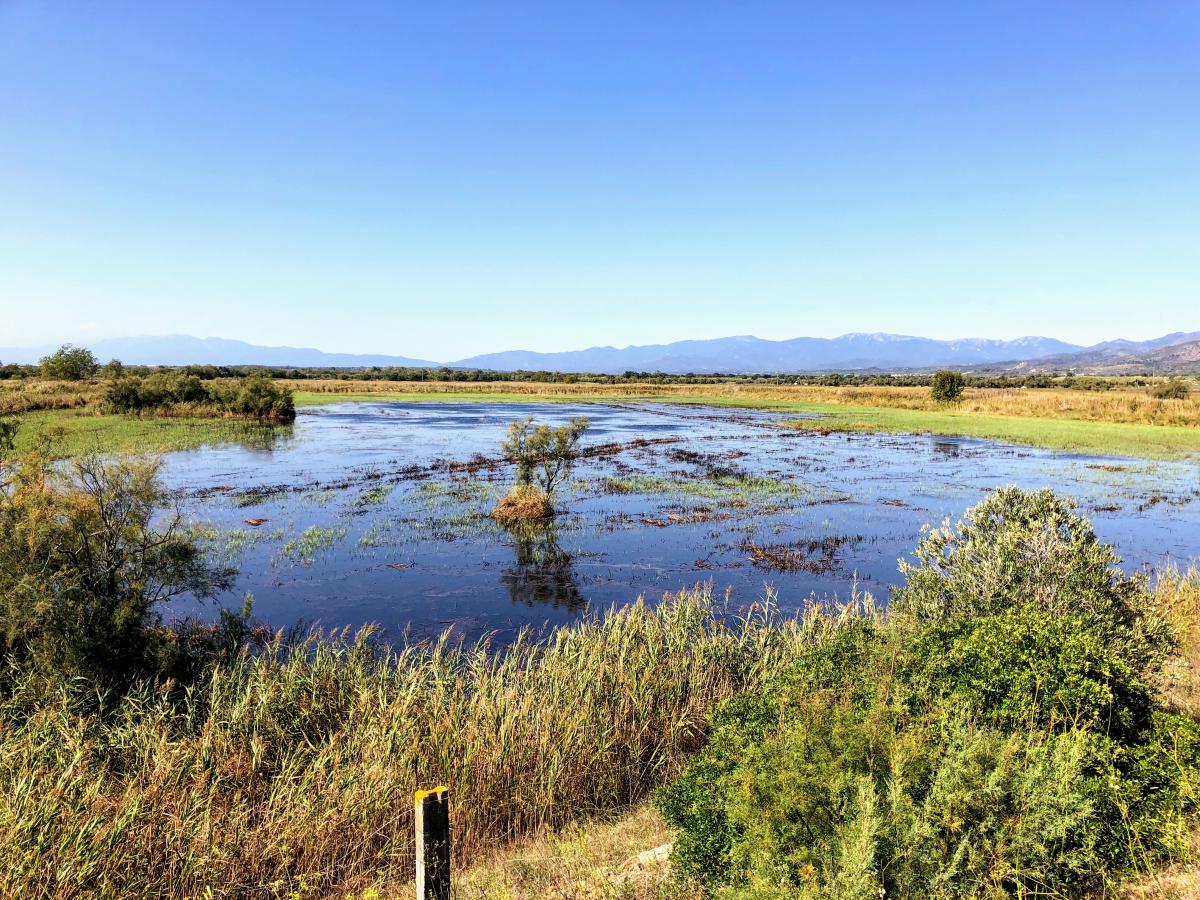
xmin=162 ymin=401 xmax=1200 ymax=643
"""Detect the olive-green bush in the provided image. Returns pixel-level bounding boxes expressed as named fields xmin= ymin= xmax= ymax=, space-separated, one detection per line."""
xmin=657 ymin=487 xmax=1197 ymax=898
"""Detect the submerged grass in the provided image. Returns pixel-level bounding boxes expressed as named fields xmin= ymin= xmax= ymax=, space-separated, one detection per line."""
xmin=0 ymin=588 xmax=817 ymax=898
xmin=278 ymin=524 xmax=349 ymax=565
xmin=604 ymin=472 xmax=807 ymax=502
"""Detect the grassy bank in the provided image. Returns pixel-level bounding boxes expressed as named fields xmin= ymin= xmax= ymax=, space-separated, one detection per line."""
xmin=779 ymin=402 xmax=1200 ymax=459
xmin=10 ymin=407 xmax=287 ymax=457
xmin=292 ymin=383 xmax=1200 ymax=460
xmin=1 ymin=377 xmax=294 ymax=457
xmin=0 ymin=589 xmax=813 ymax=898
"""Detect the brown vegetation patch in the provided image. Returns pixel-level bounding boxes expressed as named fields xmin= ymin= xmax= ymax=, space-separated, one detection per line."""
xmin=493 ymin=485 xmax=555 ymax=522
xmin=741 ymin=534 xmax=863 ymax=574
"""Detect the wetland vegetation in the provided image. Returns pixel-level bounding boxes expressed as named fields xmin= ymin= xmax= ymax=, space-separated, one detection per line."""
xmin=2 ymin=414 xmax=1199 ymax=896
xmin=1 ymin=354 xmax=1200 ymax=898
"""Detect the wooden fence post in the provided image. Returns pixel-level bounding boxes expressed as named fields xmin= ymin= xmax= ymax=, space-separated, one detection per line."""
xmin=415 ymin=786 xmax=450 ymax=900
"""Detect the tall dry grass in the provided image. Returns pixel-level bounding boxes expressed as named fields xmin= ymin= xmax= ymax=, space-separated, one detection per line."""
xmin=1154 ymin=565 xmax=1200 ymax=719
xmin=0 ymin=588 xmax=823 ymax=898
xmin=286 ymin=379 xmax=1200 ymax=429
xmin=0 ymin=378 xmax=102 ymax=413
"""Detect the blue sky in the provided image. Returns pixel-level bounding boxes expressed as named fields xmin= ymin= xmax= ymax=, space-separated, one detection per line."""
xmin=1 ymin=1 xmax=1197 ymax=360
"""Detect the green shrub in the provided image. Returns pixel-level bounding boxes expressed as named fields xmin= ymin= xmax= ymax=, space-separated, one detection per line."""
xmin=0 ymin=415 xmax=17 ymax=457
xmin=500 ymin=415 xmax=589 ymax=496
xmin=210 ymin=374 xmax=296 ymax=422
xmin=905 ymin=603 xmax=1155 ymax=740
xmin=930 ymin=370 xmax=965 ymax=403
xmin=658 ymin=487 xmax=1198 ymax=897
xmin=895 ymin=486 xmax=1171 ymax=676
xmin=1150 ymin=378 xmax=1192 ymax=400
xmin=103 ymin=373 xmax=295 ymax=423
xmin=0 ymin=449 xmax=234 ymax=691
xmin=38 ymin=344 xmax=98 ymax=381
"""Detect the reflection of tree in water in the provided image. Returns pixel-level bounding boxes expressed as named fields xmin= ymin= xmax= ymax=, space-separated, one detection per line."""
xmin=500 ymin=522 xmax=586 ymax=610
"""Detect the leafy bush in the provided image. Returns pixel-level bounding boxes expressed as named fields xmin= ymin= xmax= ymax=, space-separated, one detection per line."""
xmin=0 ymin=415 xmax=17 ymax=457
xmin=1151 ymin=378 xmax=1192 ymax=400
xmin=500 ymin=415 xmax=589 ymax=496
xmin=930 ymin=369 xmax=965 ymax=403
xmin=38 ymin=344 xmax=99 ymax=381
xmin=104 ymin=373 xmax=295 ymax=423
xmin=906 ymin=603 xmax=1154 ymax=740
xmin=0 ymin=448 xmax=234 ymax=691
xmin=209 ymin=373 xmax=296 ymax=422
xmin=895 ymin=486 xmax=1171 ymax=675
xmin=658 ymin=487 xmax=1199 ymax=897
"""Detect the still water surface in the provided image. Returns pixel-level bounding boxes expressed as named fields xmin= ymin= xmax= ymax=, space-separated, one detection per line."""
xmin=161 ymin=401 xmax=1200 ymax=643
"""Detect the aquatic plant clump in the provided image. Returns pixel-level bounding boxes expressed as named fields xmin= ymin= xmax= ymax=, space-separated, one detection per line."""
xmin=493 ymin=484 xmax=555 ymax=522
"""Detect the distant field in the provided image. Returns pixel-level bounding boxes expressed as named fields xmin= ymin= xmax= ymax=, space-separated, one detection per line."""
xmin=289 ymin=379 xmax=1200 ymax=460
xmin=4 ymin=377 xmax=1199 ymax=459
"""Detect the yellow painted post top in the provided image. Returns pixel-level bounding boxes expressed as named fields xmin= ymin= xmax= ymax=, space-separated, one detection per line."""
xmin=414 ymin=785 xmax=449 ymax=806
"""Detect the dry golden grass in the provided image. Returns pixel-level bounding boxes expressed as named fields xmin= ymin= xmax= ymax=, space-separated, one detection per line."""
xmin=494 ymin=485 xmax=556 ymax=522
xmin=1153 ymin=566 xmax=1200 ymax=720
xmin=285 ymin=379 xmax=1200 ymax=429
xmin=0 ymin=588 xmax=817 ymax=898
xmin=350 ymin=804 xmax=691 ymax=900
xmin=1116 ymin=831 xmax=1200 ymax=900
xmin=0 ymin=378 xmax=102 ymax=413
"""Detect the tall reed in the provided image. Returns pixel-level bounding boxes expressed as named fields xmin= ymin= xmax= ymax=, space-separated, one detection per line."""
xmin=0 ymin=587 xmax=824 ymax=898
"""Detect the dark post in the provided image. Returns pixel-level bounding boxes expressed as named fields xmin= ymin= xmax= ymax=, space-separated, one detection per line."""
xmin=415 ymin=785 xmax=450 ymax=900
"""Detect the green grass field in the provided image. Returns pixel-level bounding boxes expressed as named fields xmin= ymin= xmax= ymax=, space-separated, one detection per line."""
xmin=11 ymin=408 xmax=288 ymax=458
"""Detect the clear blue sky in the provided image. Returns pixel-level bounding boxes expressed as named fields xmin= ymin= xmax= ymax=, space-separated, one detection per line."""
xmin=1 ymin=1 xmax=1197 ymax=360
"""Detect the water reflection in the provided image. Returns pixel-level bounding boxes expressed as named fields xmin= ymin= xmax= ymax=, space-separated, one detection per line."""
xmin=500 ymin=521 xmax=585 ymax=610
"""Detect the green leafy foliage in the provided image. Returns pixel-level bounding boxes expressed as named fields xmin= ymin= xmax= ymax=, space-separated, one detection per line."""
xmin=930 ymin=369 xmax=966 ymax=403
xmin=500 ymin=415 xmax=589 ymax=496
xmin=38 ymin=344 xmax=99 ymax=381
xmin=1151 ymin=378 xmax=1192 ymax=400
xmin=104 ymin=373 xmax=295 ymax=422
xmin=0 ymin=448 xmax=236 ymax=691
xmin=658 ymin=487 xmax=1200 ymax=898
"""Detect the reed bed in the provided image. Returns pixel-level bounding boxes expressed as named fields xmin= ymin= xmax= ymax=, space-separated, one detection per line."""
xmin=0 ymin=378 xmax=102 ymax=413
xmin=1154 ymin=565 xmax=1200 ymax=719
xmin=0 ymin=587 xmax=826 ymax=898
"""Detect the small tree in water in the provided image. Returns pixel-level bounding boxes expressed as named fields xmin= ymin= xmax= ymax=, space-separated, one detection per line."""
xmin=495 ymin=416 xmax=589 ymax=520
xmin=930 ymin=370 xmax=966 ymax=403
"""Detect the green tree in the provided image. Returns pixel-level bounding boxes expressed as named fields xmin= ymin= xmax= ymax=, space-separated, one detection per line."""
xmin=930 ymin=370 xmax=965 ymax=403
xmin=0 ymin=448 xmax=233 ymax=689
xmin=1150 ymin=378 xmax=1191 ymax=400
xmin=38 ymin=344 xmax=99 ymax=381
xmin=500 ymin=416 xmax=590 ymax=497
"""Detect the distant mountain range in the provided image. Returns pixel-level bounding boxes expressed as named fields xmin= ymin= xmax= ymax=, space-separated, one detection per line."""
xmin=452 ymin=334 xmax=1084 ymax=373
xmin=0 ymin=336 xmax=440 ymax=369
xmin=1 ymin=331 xmax=1198 ymax=374
xmin=1008 ymin=332 xmax=1200 ymax=375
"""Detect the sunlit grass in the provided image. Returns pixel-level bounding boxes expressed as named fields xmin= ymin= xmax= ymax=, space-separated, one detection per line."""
xmin=0 ymin=587 xmax=819 ymax=898
xmin=11 ymin=407 xmax=289 ymax=457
